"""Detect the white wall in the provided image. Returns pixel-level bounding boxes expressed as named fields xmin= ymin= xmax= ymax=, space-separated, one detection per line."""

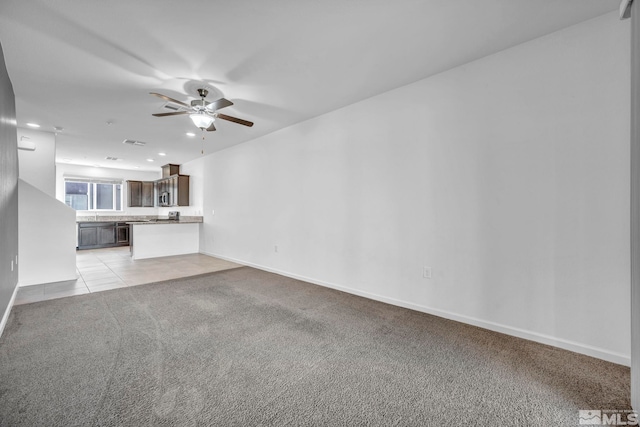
xmin=56 ymin=163 xmax=161 ymax=216
xmin=0 ymin=40 xmax=19 ymax=338
xmin=18 ymin=128 xmax=55 ymax=197
xmin=19 ymin=179 xmax=77 ymax=286
xmin=192 ymin=12 xmax=631 ymax=365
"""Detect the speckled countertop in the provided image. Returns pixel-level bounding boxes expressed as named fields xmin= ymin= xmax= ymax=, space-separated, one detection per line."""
xmin=76 ymin=216 xmax=203 ymax=224
xmin=127 ymin=218 xmax=203 ymax=225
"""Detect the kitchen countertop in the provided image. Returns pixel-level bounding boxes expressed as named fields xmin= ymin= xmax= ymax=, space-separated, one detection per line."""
xmin=76 ymin=215 xmax=203 ymax=224
xmin=127 ymin=218 xmax=203 ymax=225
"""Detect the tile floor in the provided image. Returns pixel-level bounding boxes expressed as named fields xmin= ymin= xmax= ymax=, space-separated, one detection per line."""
xmin=15 ymin=247 xmax=243 ymax=305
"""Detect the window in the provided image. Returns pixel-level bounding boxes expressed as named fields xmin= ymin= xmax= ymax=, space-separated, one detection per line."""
xmin=64 ymin=178 xmax=123 ymax=211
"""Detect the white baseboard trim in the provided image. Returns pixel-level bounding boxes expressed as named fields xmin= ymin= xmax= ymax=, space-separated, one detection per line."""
xmin=18 ymin=273 xmax=80 ymax=287
xmin=0 ymin=284 xmax=19 ymax=339
xmin=203 ymin=251 xmax=630 ymax=367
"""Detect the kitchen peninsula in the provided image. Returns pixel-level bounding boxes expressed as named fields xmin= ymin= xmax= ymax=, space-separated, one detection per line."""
xmin=129 ymin=216 xmax=202 ymax=260
xmin=76 ymin=213 xmax=203 ymax=260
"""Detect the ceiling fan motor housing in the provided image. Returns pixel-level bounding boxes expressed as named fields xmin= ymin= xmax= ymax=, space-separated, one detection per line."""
xmin=191 ymin=99 xmax=209 ymax=111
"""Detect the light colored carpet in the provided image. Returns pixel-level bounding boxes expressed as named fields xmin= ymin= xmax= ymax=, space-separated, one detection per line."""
xmin=0 ymin=267 xmax=630 ymax=426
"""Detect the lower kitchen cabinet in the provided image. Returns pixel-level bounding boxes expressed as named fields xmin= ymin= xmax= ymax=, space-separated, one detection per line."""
xmin=78 ymin=227 xmax=99 ymax=247
xmin=78 ymin=222 xmax=130 ymax=249
xmin=99 ymin=226 xmax=116 ymax=245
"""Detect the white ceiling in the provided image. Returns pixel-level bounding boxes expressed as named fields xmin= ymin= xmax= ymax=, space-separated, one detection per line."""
xmin=0 ymin=0 xmax=619 ymax=171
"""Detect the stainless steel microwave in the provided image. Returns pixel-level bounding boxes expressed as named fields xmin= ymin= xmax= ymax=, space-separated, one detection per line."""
xmin=158 ymin=192 xmax=170 ymax=207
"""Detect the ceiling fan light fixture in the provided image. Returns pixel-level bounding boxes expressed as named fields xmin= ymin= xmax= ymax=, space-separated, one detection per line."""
xmin=190 ymin=113 xmax=214 ymax=129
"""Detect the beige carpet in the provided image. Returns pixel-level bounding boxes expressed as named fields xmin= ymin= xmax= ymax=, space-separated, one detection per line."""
xmin=0 ymin=267 xmax=630 ymax=426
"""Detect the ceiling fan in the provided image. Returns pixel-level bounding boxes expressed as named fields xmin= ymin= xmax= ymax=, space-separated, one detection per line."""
xmin=150 ymin=88 xmax=254 ymax=131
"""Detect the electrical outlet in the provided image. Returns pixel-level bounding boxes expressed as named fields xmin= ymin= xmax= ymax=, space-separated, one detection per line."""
xmin=423 ymin=266 xmax=432 ymax=279
xmin=274 ymin=245 xmax=278 ymax=253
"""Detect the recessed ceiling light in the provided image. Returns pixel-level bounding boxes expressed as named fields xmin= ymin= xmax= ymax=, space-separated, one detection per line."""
xmin=134 ymin=166 xmax=140 ymax=169
xmin=158 ymin=152 xmax=166 ymax=156
xmin=186 ymin=132 xmax=196 ymax=137
xmin=146 ymin=158 xmax=154 ymax=162
xmin=26 ymin=123 xmax=40 ymax=128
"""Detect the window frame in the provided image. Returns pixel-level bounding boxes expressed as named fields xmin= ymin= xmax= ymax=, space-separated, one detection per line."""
xmin=64 ymin=177 xmax=124 ymax=212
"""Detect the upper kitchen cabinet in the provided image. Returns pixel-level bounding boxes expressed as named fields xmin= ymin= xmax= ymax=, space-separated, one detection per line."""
xmin=157 ymin=175 xmax=189 ymax=207
xmin=127 ymin=180 xmax=155 ymax=207
xmin=141 ymin=182 xmax=154 ymax=206
xmin=162 ymin=164 xmax=180 ymax=178
xmin=156 ymin=164 xmax=190 ymax=207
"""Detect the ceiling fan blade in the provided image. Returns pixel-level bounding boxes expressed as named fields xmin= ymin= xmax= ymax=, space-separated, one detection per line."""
xmin=152 ymin=111 xmax=189 ymax=117
xmin=206 ymin=122 xmax=216 ymax=132
xmin=217 ymin=113 xmax=254 ymax=127
xmin=149 ymin=92 xmax=191 ymax=108
xmin=206 ymin=98 xmax=233 ymax=111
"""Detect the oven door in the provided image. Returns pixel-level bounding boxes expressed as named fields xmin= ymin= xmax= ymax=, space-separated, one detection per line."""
xmin=116 ymin=223 xmax=130 ymax=245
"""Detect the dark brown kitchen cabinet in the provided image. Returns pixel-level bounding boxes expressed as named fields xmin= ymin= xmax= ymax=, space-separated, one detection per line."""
xmin=162 ymin=164 xmax=180 ymax=178
xmin=78 ymin=227 xmax=98 ymax=247
xmin=78 ymin=222 xmax=129 ymax=249
xmin=141 ymin=182 xmax=154 ymax=207
xmin=98 ymin=226 xmax=116 ymax=245
xmin=127 ymin=180 xmax=155 ymax=207
xmin=156 ymin=175 xmax=189 ymax=206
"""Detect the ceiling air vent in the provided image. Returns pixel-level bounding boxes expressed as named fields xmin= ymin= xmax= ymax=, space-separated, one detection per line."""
xmin=122 ymin=139 xmax=146 ymax=146
xmin=163 ymin=102 xmax=183 ymax=111
xmin=18 ymin=136 xmax=36 ymax=151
